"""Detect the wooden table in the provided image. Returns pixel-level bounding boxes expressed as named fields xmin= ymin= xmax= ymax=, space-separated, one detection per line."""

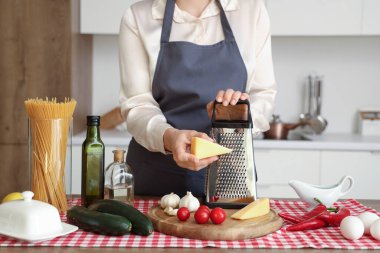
xmin=0 ymin=199 xmax=379 ymax=253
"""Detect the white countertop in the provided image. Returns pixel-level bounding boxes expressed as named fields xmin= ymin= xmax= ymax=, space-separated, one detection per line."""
xmin=72 ymin=130 xmax=380 ymax=151
xmin=255 ymin=133 xmax=380 ymax=151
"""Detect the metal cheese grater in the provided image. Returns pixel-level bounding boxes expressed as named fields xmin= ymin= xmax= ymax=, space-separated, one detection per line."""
xmin=204 ymin=100 xmax=257 ymax=209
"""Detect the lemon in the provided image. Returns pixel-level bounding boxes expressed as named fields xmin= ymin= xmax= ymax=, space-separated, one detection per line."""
xmin=2 ymin=192 xmax=23 ymax=203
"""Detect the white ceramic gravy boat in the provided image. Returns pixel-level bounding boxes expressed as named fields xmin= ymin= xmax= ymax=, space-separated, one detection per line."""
xmin=289 ymin=175 xmax=354 ymax=207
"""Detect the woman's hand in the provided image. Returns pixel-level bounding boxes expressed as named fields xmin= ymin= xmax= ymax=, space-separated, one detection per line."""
xmin=207 ymin=89 xmax=249 ymax=119
xmin=216 ymin=89 xmax=249 ymax=106
xmin=163 ymin=128 xmax=218 ymax=171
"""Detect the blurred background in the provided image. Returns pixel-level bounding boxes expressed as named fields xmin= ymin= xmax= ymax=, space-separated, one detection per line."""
xmin=0 ymin=0 xmax=379 ymax=198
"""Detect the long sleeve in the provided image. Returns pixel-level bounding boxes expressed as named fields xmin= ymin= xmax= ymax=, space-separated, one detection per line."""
xmin=119 ymin=0 xmax=277 ymax=149
xmin=248 ymin=0 xmax=277 ymax=134
xmin=119 ymin=7 xmax=172 ymax=154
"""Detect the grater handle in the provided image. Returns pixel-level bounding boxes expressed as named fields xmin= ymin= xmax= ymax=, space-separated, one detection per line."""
xmin=211 ymin=99 xmax=253 ymax=124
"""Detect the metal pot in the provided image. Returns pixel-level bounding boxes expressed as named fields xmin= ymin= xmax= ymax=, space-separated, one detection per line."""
xmin=263 ymin=115 xmax=304 ymax=140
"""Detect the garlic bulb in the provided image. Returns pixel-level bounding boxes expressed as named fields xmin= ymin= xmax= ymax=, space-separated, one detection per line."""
xmin=164 ymin=206 xmax=178 ymax=216
xmin=179 ymin=191 xmax=200 ymax=212
xmin=160 ymin=192 xmax=180 ymax=209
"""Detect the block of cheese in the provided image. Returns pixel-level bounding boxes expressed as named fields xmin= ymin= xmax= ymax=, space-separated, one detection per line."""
xmin=231 ymin=198 xmax=270 ymax=220
xmin=190 ymin=137 xmax=232 ymax=159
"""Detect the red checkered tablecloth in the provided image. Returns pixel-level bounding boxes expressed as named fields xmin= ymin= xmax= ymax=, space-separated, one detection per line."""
xmin=1 ymin=199 xmax=380 ymax=249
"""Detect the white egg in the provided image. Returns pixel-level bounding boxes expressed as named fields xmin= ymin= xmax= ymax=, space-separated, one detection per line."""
xmin=370 ymin=218 xmax=380 ymax=240
xmin=340 ymin=216 xmax=364 ymax=240
xmin=358 ymin=212 xmax=379 ymax=235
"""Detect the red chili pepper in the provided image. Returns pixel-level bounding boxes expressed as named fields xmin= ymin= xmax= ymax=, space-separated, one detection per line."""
xmin=286 ymin=218 xmax=328 ymax=231
xmin=318 ymin=207 xmax=351 ymax=227
xmin=278 ymin=212 xmax=303 ymax=224
xmin=300 ymin=204 xmax=327 ymax=221
xmin=279 ymin=204 xmax=327 ymax=224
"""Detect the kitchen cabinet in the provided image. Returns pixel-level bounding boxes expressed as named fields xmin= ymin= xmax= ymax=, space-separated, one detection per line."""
xmin=71 ymin=147 xmax=322 ymax=197
xmin=266 ymin=0 xmax=363 ymax=36
xmin=80 ymin=0 xmax=139 ymax=34
xmin=80 ymin=0 xmax=380 ymax=36
xmin=320 ymin=150 xmax=380 ymax=199
xmin=70 ymin=132 xmax=380 ymax=198
xmin=361 ymin=0 xmax=380 ymax=35
xmin=255 ymin=149 xmax=320 ymax=198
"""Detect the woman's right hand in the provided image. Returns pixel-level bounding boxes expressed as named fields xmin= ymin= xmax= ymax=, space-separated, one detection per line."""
xmin=163 ymin=128 xmax=218 ymax=171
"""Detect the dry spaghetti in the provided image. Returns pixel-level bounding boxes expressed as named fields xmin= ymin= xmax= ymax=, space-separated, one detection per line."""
xmin=25 ymin=98 xmax=76 ymax=212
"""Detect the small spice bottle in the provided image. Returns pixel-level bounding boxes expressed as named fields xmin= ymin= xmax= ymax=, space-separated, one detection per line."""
xmin=104 ymin=149 xmax=134 ymax=205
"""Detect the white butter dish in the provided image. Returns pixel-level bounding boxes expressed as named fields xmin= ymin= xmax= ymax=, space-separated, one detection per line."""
xmin=0 ymin=191 xmax=77 ymax=243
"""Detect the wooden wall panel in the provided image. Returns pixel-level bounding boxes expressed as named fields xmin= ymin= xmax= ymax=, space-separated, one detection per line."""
xmin=0 ymin=145 xmax=30 ymax=197
xmin=0 ymin=0 xmax=76 ymax=198
xmin=0 ymin=1 xmax=27 ymax=144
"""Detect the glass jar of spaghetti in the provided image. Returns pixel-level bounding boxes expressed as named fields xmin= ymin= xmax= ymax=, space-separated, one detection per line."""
xmin=25 ymin=98 xmax=76 ymax=213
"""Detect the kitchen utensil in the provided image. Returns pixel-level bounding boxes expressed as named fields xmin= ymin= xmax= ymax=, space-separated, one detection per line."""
xmin=289 ymin=176 xmax=354 ymax=208
xmin=308 ymin=115 xmax=328 ymax=134
xmin=263 ymin=115 xmax=304 ymax=140
xmin=315 ymin=76 xmax=322 ymax=115
xmin=147 ymin=205 xmax=283 ymax=240
xmin=204 ymin=100 xmax=256 ymax=209
xmin=300 ymin=75 xmax=328 ymax=134
xmin=307 ymin=75 xmax=315 ymax=117
xmin=0 ymin=191 xmax=77 ymax=242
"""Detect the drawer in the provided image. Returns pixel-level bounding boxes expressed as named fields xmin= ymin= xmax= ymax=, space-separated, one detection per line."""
xmin=255 ymin=149 xmax=320 ymax=185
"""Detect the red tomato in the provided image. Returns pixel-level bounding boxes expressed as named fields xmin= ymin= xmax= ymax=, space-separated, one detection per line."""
xmin=210 ymin=207 xmax=226 ymax=224
xmin=198 ymin=205 xmax=210 ymax=213
xmin=177 ymin=207 xmax=190 ymax=221
xmin=194 ymin=209 xmax=210 ymax=224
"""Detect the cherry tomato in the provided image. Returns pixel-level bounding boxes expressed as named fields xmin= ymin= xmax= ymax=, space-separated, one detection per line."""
xmin=211 ymin=196 xmax=220 ymax=202
xmin=194 ymin=209 xmax=210 ymax=224
xmin=210 ymin=207 xmax=226 ymax=224
xmin=177 ymin=207 xmax=190 ymax=221
xmin=198 ymin=205 xmax=210 ymax=214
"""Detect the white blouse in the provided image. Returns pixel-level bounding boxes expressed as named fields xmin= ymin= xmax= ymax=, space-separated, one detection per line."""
xmin=119 ymin=0 xmax=277 ymax=154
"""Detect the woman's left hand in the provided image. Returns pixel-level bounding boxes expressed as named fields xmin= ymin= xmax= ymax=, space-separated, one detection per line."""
xmin=207 ymin=89 xmax=249 ymax=118
xmin=215 ymin=89 xmax=249 ymax=106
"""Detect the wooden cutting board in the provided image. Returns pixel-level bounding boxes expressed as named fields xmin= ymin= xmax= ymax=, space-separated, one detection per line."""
xmin=147 ymin=205 xmax=283 ymax=241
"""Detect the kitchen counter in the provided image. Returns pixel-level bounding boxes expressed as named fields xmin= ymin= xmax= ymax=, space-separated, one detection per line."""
xmin=73 ymin=130 xmax=380 ymax=151
xmin=0 ymin=199 xmax=379 ymax=253
xmin=256 ymin=133 xmax=380 ymax=151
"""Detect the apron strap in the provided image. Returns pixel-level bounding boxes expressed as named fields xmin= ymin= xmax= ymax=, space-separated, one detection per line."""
xmin=215 ymin=0 xmax=235 ymax=42
xmin=161 ymin=0 xmax=235 ymax=43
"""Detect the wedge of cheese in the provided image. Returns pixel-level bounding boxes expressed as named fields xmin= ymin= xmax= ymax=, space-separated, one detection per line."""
xmin=231 ymin=198 xmax=270 ymax=220
xmin=190 ymin=137 xmax=232 ymax=159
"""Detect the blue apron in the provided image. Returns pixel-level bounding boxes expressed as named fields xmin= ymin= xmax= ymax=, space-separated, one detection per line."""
xmin=126 ymin=0 xmax=247 ymax=197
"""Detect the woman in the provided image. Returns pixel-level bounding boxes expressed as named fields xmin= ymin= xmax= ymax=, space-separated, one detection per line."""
xmin=119 ymin=0 xmax=276 ymax=197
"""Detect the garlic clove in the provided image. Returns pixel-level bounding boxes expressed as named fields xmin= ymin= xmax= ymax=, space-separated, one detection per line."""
xmin=164 ymin=206 xmax=178 ymax=216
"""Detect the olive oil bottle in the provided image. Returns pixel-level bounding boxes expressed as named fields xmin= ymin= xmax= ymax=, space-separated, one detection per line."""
xmin=81 ymin=116 xmax=105 ymax=207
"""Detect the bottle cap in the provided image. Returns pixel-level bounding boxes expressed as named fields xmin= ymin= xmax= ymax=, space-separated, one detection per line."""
xmin=87 ymin=116 xmax=100 ymax=126
xmin=113 ymin=149 xmax=126 ymax=163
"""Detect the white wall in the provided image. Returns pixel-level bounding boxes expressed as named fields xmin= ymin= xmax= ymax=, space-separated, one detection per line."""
xmin=272 ymin=36 xmax=380 ymax=133
xmin=92 ymin=36 xmax=120 ymax=115
xmin=91 ymin=35 xmax=380 ymax=133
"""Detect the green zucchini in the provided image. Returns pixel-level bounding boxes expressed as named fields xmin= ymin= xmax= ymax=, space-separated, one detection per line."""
xmin=67 ymin=206 xmax=132 ymax=236
xmin=88 ymin=199 xmax=153 ymax=236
